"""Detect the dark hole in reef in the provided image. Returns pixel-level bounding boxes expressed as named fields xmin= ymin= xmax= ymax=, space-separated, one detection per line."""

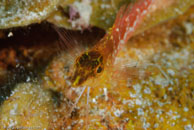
xmin=0 ymin=22 xmax=105 ymax=104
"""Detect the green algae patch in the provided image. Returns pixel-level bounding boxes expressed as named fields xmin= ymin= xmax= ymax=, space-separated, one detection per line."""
xmin=0 ymin=0 xmax=60 ymax=29
xmin=134 ymin=0 xmax=194 ymax=35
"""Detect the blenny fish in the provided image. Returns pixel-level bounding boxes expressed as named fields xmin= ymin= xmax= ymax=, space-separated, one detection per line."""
xmin=69 ymin=0 xmax=153 ymax=86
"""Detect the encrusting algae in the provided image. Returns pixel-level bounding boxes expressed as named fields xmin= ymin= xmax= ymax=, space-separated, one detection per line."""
xmin=0 ymin=0 xmax=61 ymax=29
xmin=0 ymin=83 xmax=54 ymax=130
xmin=42 ymin=4 xmax=194 ymax=130
xmin=0 ymin=0 xmax=194 ymax=130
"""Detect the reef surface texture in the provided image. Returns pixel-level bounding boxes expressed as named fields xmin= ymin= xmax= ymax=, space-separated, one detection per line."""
xmin=0 ymin=1 xmax=193 ymax=130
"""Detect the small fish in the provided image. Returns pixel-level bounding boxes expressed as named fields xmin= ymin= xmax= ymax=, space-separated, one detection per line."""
xmin=70 ymin=0 xmax=153 ymax=86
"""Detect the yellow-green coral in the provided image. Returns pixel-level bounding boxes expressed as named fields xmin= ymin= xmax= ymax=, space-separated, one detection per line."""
xmin=0 ymin=0 xmax=60 ymax=29
xmin=135 ymin=0 xmax=194 ymax=35
xmin=0 ymin=83 xmax=53 ymax=130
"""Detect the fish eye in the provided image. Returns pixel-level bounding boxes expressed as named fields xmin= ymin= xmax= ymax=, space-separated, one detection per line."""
xmin=97 ymin=66 xmax=103 ymax=73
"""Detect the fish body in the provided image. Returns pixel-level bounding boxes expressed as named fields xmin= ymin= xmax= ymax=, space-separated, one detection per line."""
xmin=70 ymin=0 xmax=153 ymax=86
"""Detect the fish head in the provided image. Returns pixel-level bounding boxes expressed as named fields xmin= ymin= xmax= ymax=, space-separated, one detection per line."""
xmin=70 ymin=50 xmax=104 ymax=86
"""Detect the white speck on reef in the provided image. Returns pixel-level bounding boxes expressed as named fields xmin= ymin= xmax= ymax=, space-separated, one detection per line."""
xmin=184 ymin=107 xmax=189 ymax=112
xmin=99 ymin=109 xmax=106 ymax=116
xmin=26 ymin=76 xmax=31 ymax=82
xmin=133 ymin=84 xmax=142 ymax=94
xmin=129 ymin=92 xmax=136 ymax=98
xmin=92 ymin=98 xmax=97 ymax=104
xmin=10 ymin=104 xmax=18 ymax=116
xmin=182 ymin=118 xmax=187 ymax=122
xmin=154 ymin=123 xmax=159 ymax=128
xmin=168 ymin=87 xmax=173 ymax=91
xmin=184 ymin=124 xmax=193 ymax=130
xmin=174 ymin=8 xmax=183 ymax=15
xmin=135 ymin=99 xmax=142 ymax=105
xmin=8 ymin=32 xmax=13 ymax=37
xmin=144 ymin=87 xmax=151 ymax=94
xmin=154 ymin=75 xmax=169 ymax=87
xmin=167 ymin=69 xmax=175 ymax=76
xmin=8 ymin=119 xmax=17 ymax=128
xmin=100 ymin=4 xmax=111 ymax=9
xmin=183 ymin=22 xmax=193 ymax=35
xmin=114 ymin=109 xmax=124 ymax=117
xmin=143 ymin=122 xmax=150 ymax=129
xmin=137 ymin=108 xmax=144 ymax=116
xmin=172 ymin=115 xmax=181 ymax=120
xmin=54 ymin=15 xmax=62 ymax=21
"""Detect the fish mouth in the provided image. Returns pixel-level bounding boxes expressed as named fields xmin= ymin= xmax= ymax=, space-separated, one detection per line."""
xmin=70 ymin=73 xmax=89 ymax=86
